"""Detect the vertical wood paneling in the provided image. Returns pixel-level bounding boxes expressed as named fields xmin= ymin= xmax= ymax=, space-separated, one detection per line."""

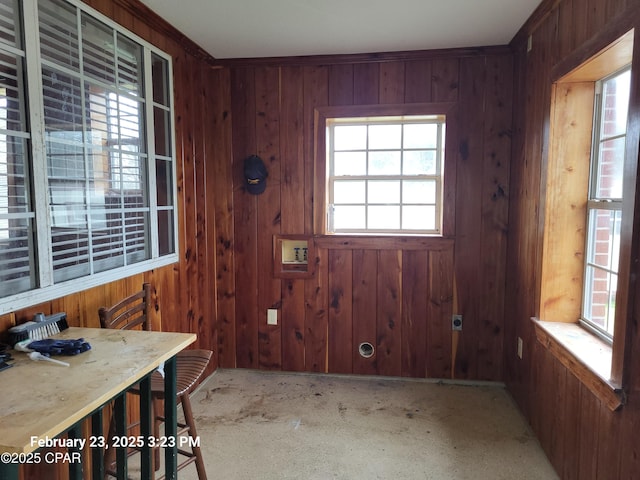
xmin=211 ymin=68 xmax=236 ymax=368
xmin=427 ymin=248 xmax=453 ymax=378
xmin=302 ymin=66 xmax=329 ymax=235
xmin=558 ymin=0 xmax=575 ymax=58
xmin=508 ymin=2 xmax=640 ymax=480
xmin=401 ymin=250 xmax=428 ymax=378
xmin=328 ymin=249 xmax=353 ymax=373
xmin=231 ymin=67 xmax=260 ymax=368
xmin=281 ymin=279 xmax=306 ymax=370
xmin=404 ymin=59 xmax=432 ymax=102
xmin=353 ymin=63 xmax=379 ymax=104
xmin=561 ymin=372 xmax=581 ymax=480
xmin=577 ymin=384 xmax=600 ymax=480
xmin=255 ymin=66 xmax=283 ymax=370
xmin=352 ymin=249 xmax=378 ymax=375
xmin=379 ymin=61 xmax=405 ymax=103
xmin=376 ymin=250 xmax=402 ymax=377
xmin=228 ymin=50 xmax=510 ymax=382
xmin=595 ymin=405 xmax=622 ymax=479
xmin=302 ymin=67 xmax=329 ymax=373
xmin=328 ymin=64 xmax=354 ymax=105
xmin=478 ymin=54 xmax=512 ymax=380
xmin=280 ymin=66 xmax=306 ymax=370
xmin=431 ymin=58 xmax=459 ymax=102
xmin=192 ymin=60 xmax=210 ymax=347
xmin=304 ymin=246 xmax=329 ymax=372
xmin=453 ymin=56 xmax=486 ymax=380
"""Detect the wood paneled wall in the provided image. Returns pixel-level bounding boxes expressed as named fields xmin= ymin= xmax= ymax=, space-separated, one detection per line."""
xmin=506 ymin=0 xmax=640 ymax=478
xmin=225 ymin=49 xmax=513 ymax=381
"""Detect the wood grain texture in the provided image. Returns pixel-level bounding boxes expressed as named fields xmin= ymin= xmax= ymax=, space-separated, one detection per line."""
xmin=229 ymin=50 xmax=510 ymax=382
xmin=328 ymin=249 xmax=353 ymax=374
xmin=401 ymin=250 xmax=428 ymax=378
xmin=507 ymin=1 xmax=640 ymax=479
xmin=376 ymin=250 xmax=402 ymax=377
xmin=352 ymin=249 xmax=378 ymax=375
xmin=255 ymin=66 xmax=283 ymax=371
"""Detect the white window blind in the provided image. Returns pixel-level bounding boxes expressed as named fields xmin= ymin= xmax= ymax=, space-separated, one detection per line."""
xmin=0 ymin=0 xmax=177 ymax=313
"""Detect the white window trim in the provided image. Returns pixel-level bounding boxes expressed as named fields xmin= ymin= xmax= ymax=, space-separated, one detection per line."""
xmin=326 ymin=115 xmax=446 ymax=235
xmin=0 ymin=0 xmax=178 ymax=315
xmin=579 ymin=68 xmax=629 ymax=342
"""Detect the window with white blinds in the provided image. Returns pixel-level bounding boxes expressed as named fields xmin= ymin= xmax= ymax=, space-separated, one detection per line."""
xmin=0 ymin=0 xmax=177 ymax=312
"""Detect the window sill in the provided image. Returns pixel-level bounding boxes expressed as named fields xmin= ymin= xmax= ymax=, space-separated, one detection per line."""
xmin=531 ymin=317 xmax=625 ymax=411
xmin=314 ymin=235 xmax=454 ymax=250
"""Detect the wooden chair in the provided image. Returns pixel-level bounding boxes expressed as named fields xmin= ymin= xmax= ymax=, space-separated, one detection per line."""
xmin=99 ymin=283 xmax=210 ymax=480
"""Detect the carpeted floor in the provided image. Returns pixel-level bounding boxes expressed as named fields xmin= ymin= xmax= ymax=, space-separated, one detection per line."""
xmin=159 ymin=368 xmax=559 ymax=480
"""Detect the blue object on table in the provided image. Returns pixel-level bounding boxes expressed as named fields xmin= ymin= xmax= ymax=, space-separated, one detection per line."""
xmin=27 ymin=338 xmax=91 ymax=356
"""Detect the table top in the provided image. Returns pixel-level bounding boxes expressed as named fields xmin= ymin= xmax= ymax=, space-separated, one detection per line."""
xmin=0 ymin=327 xmax=196 ymax=454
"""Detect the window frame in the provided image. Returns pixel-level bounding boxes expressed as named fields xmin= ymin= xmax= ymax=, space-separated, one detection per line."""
xmin=326 ymin=115 xmax=446 ymax=235
xmin=0 ymin=0 xmax=178 ymax=314
xmin=536 ymin=29 xmax=635 ymax=401
xmin=313 ymin=102 xmax=457 ymax=239
xmin=580 ymin=67 xmax=630 ymax=342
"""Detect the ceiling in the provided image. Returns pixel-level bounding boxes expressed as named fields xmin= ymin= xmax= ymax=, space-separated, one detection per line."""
xmin=139 ymin=0 xmax=542 ymax=60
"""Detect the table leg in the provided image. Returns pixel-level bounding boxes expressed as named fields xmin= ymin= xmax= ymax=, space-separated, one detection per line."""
xmin=67 ymin=423 xmax=83 ymax=480
xmin=91 ymin=410 xmax=104 ymax=480
xmin=114 ymin=392 xmax=128 ymax=480
xmin=0 ymin=459 xmax=18 ymax=480
xmin=164 ymin=356 xmax=177 ymax=480
xmin=139 ymin=374 xmax=153 ymax=479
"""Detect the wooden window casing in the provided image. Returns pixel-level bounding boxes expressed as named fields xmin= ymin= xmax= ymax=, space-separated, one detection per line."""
xmin=537 ymin=29 xmax=635 ymax=406
xmin=313 ymin=102 xmax=457 ymax=240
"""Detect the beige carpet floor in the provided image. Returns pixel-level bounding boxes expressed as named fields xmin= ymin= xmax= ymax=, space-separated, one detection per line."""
xmin=156 ymin=369 xmax=559 ymax=480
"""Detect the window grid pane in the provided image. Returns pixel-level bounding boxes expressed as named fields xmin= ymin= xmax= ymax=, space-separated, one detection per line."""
xmin=328 ymin=116 xmax=444 ymax=234
xmin=582 ymin=68 xmax=629 ymax=340
xmin=0 ymin=4 xmax=35 ymax=295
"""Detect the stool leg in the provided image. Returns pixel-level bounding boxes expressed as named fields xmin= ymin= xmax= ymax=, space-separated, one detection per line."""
xmin=181 ymin=393 xmax=207 ymax=480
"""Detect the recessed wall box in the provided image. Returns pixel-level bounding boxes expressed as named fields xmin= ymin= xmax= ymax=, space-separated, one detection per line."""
xmin=273 ymin=234 xmax=315 ymax=278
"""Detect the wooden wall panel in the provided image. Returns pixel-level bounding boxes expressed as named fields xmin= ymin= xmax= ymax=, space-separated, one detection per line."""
xmin=255 ymin=66 xmax=282 ymax=370
xmin=401 ymin=250 xmax=428 ymax=378
xmin=304 ymin=246 xmax=329 ymax=372
xmin=404 ymin=60 xmax=432 ymax=103
xmin=231 ymin=67 xmax=260 ymax=369
xmin=229 ymin=48 xmax=512 ymax=382
xmin=427 ymin=248 xmax=454 ymax=379
xmin=352 ymin=249 xmax=378 ymax=375
xmin=211 ymin=68 xmax=236 ymax=368
xmin=507 ymin=1 xmax=640 ymax=479
xmin=328 ymin=249 xmax=353 ymax=373
xmin=376 ymin=250 xmax=403 ymax=377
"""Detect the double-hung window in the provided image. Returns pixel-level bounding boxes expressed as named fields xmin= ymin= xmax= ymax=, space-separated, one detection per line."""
xmin=326 ymin=115 xmax=445 ymax=234
xmin=0 ymin=0 xmax=177 ymax=313
xmin=581 ymin=67 xmax=630 ymax=341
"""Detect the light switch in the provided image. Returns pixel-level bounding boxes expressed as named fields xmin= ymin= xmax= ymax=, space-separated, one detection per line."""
xmin=267 ymin=309 xmax=278 ymax=325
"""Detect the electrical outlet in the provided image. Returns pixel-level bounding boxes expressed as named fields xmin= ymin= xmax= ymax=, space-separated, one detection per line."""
xmin=452 ymin=314 xmax=463 ymax=331
xmin=517 ymin=337 xmax=523 ymax=359
xmin=267 ymin=309 xmax=278 ymax=326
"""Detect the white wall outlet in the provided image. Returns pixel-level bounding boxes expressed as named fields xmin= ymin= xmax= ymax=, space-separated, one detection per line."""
xmin=267 ymin=309 xmax=278 ymax=326
xmin=517 ymin=337 xmax=523 ymax=359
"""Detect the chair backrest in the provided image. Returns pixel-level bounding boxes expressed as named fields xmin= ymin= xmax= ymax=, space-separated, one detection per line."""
xmin=99 ymin=283 xmax=152 ymax=331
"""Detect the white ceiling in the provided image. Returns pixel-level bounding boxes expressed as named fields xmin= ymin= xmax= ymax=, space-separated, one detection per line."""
xmin=139 ymin=0 xmax=542 ymax=60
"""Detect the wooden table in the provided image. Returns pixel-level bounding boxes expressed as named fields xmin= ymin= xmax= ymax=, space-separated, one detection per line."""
xmin=0 ymin=327 xmax=196 ymax=479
